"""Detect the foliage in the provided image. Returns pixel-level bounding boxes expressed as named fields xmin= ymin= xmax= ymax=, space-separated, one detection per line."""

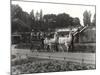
xmin=73 ymin=17 xmax=81 ymax=27
xmin=92 ymin=14 xmax=96 ymax=26
xmin=11 ymin=57 xmax=95 ymax=74
xmin=11 ymin=55 xmax=16 ymax=59
xmin=11 ymin=4 xmax=81 ymax=33
xmin=55 ymin=13 xmax=73 ymax=28
xmin=83 ymin=10 xmax=91 ymax=26
xmin=11 ymin=4 xmax=32 ymax=33
xmin=73 ymin=43 xmax=96 ymax=53
xmin=78 ymin=27 xmax=96 ymax=43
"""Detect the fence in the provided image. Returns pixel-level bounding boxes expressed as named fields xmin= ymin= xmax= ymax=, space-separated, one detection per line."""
xmin=16 ymin=52 xmax=95 ymax=65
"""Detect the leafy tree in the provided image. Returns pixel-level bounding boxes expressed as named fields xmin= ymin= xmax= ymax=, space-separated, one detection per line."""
xmin=11 ymin=4 xmax=31 ymax=33
xmin=11 ymin=4 xmax=81 ymax=33
xmin=73 ymin=17 xmax=81 ymax=27
xmin=11 ymin=4 xmax=23 ymax=19
xmin=83 ymin=10 xmax=91 ymax=26
xmin=40 ymin=9 xmax=43 ymax=21
xmin=29 ymin=10 xmax=35 ymax=29
xmin=30 ymin=10 xmax=35 ymax=20
xmin=43 ymin=14 xmax=56 ymax=22
xmin=92 ymin=14 xmax=96 ymax=26
xmin=55 ymin=13 xmax=73 ymax=28
xmin=43 ymin=13 xmax=81 ymax=30
xmin=43 ymin=14 xmax=57 ymax=29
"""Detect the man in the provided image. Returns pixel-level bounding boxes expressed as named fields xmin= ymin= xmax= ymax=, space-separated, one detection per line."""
xmin=54 ymin=33 xmax=59 ymax=52
xmin=70 ymin=33 xmax=74 ymax=52
xmin=30 ymin=30 xmax=34 ymax=51
xmin=41 ymin=35 xmax=45 ymax=49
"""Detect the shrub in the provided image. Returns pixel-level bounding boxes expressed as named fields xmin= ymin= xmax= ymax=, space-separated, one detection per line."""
xmin=12 ymin=58 xmax=95 ymax=74
xmin=11 ymin=55 xmax=16 ymax=59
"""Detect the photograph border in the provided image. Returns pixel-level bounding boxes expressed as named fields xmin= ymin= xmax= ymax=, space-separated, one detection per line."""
xmin=10 ymin=0 xmax=96 ymax=75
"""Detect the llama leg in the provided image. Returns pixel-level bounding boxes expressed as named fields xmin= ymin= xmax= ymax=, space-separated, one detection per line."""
xmin=65 ymin=44 xmax=69 ymax=52
xmin=49 ymin=45 xmax=51 ymax=52
xmin=67 ymin=46 xmax=69 ymax=52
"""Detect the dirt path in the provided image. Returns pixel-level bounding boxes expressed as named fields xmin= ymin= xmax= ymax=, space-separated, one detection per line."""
xmin=11 ymin=47 xmax=96 ymax=65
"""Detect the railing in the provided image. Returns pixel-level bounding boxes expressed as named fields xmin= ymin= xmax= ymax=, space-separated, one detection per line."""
xmin=16 ymin=53 xmax=95 ymax=65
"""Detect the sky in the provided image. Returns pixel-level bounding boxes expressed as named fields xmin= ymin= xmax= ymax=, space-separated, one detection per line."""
xmin=11 ymin=0 xmax=95 ymax=26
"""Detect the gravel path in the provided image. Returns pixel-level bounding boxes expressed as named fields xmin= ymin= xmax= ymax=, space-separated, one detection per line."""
xmin=11 ymin=47 xmax=96 ymax=65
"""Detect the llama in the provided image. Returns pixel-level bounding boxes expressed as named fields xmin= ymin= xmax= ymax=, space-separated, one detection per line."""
xmin=44 ymin=33 xmax=58 ymax=51
xmin=64 ymin=32 xmax=73 ymax=52
xmin=44 ymin=31 xmax=73 ymax=52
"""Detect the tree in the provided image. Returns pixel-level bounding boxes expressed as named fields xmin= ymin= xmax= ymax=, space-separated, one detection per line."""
xmin=92 ymin=14 xmax=96 ymax=26
xmin=83 ymin=10 xmax=91 ymax=26
xmin=43 ymin=13 xmax=81 ymax=30
xmin=43 ymin=14 xmax=56 ymax=22
xmin=40 ymin=9 xmax=43 ymax=21
xmin=73 ymin=17 xmax=81 ymax=27
xmin=30 ymin=10 xmax=35 ymax=20
xmin=11 ymin=4 xmax=23 ymax=19
xmin=55 ymin=13 xmax=73 ymax=28
xmin=11 ymin=4 xmax=31 ymax=33
xmin=43 ymin=14 xmax=57 ymax=29
xmin=29 ymin=10 xmax=35 ymax=29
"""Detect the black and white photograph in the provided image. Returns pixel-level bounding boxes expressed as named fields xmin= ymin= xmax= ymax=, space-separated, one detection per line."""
xmin=11 ymin=0 xmax=96 ymax=75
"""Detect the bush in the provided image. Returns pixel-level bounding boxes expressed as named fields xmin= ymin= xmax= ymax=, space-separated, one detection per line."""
xmin=11 ymin=58 xmax=96 ymax=74
xmin=73 ymin=43 xmax=96 ymax=53
xmin=11 ymin=55 xmax=16 ymax=59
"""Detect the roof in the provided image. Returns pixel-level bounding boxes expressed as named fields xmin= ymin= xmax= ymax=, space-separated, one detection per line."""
xmin=56 ymin=28 xmax=78 ymax=32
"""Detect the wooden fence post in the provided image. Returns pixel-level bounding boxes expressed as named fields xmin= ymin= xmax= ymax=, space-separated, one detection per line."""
xmin=64 ymin=57 xmax=66 ymax=60
xmin=49 ymin=56 xmax=51 ymax=59
xmin=81 ymin=58 xmax=84 ymax=65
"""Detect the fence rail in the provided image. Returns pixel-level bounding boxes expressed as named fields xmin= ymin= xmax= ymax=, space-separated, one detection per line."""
xmin=16 ymin=53 xmax=95 ymax=65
